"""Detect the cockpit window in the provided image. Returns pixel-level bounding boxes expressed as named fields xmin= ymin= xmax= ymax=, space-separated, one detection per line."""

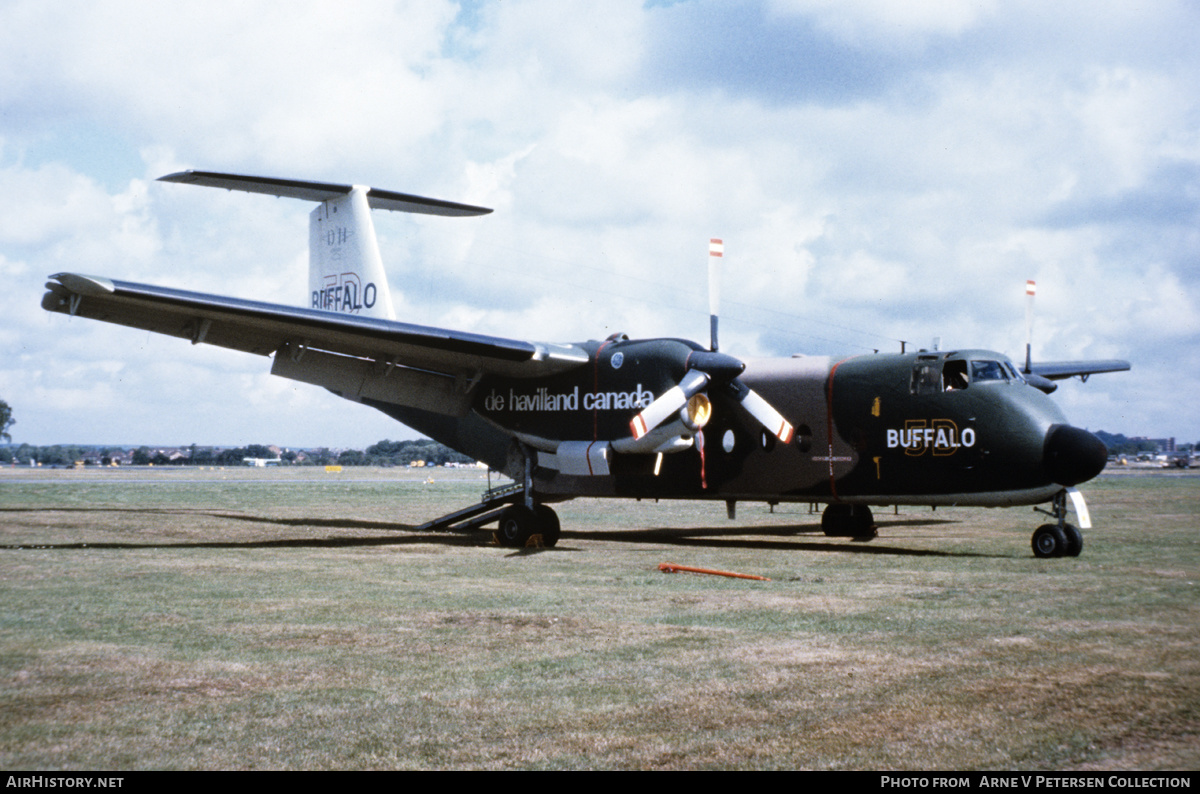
xmin=970 ymin=360 xmax=1009 ymax=382
xmin=944 ymin=360 xmax=969 ymax=390
xmin=912 ymin=357 xmax=1017 ymax=393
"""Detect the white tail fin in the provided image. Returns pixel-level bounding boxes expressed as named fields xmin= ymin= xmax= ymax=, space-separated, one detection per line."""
xmin=158 ymin=171 xmax=492 ymax=320
xmin=309 ymin=186 xmax=395 ymax=319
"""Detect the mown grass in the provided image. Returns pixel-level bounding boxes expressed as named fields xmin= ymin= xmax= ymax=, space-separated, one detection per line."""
xmin=0 ymin=467 xmax=1196 ymax=769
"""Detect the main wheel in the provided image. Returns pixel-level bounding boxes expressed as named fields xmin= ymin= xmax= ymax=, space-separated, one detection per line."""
xmin=534 ymin=505 xmax=561 ymax=547
xmin=822 ymin=504 xmax=876 ymax=538
xmin=497 ymin=505 xmax=539 ymax=547
xmin=1032 ymin=524 xmax=1068 ymax=558
xmin=1061 ymin=523 xmax=1083 ymax=557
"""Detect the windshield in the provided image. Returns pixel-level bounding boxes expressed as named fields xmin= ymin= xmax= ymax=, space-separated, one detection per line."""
xmin=970 ymin=360 xmax=1010 ymax=382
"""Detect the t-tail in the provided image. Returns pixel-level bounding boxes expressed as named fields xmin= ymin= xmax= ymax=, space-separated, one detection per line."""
xmin=158 ymin=171 xmax=492 ymax=321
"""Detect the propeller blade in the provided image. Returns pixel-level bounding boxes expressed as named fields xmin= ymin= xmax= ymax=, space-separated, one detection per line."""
xmin=1024 ymin=279 xmax=1036 ymax=373
xmin=709 ymin=238 xmax=723 ymax=351
xmin=731 ymin=380 xmax=795 ymax=443
xmin=630 ymin=369 xmax=709 ymax=440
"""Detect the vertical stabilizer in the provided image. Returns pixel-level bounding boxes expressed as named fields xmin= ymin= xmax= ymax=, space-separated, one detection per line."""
xmin=309 ymin=187 xmax=396 ymax=320
xmin=156 ymin=170 xmax=492 ymax=321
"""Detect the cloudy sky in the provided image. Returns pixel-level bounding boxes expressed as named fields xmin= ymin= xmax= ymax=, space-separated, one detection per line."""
xmin=2 ymin=0 xmax=1197 ymax=449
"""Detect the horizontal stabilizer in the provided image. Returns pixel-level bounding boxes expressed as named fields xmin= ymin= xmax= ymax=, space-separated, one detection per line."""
xmin=158 ymin=171 xmax=492 ymax=217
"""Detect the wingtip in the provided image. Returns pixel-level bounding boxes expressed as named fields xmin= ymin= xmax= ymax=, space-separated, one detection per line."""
xmin=49 ymin=273 xmax=115 ymax=296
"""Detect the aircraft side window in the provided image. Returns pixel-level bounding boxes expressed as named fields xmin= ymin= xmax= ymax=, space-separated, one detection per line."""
xmin=944 ymin=360 xmax=969 ymax=390
xmin=910 ymin=363 xmax=943 ymax=395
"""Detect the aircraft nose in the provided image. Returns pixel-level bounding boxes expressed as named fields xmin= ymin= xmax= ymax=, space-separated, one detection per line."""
xmin=1043 ymin=424 xmax=1108 ymax=486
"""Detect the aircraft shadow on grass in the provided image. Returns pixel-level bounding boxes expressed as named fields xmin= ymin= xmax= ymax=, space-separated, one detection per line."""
xmin=0 ymin=507 xmax=1004 ymax=558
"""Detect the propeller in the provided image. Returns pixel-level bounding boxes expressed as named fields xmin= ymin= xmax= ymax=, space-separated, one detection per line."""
xmin=627 ymin=239 xmax=795 ymax=446
xmin=1024 ymin=279 xmax=1035 ymax=374
xmin=627 ymin=349 xmax=795 ymax=444
xmin=1021 ymin=279 xmax=1058 ymax=394
xmin=709 ymin=238 xmax=722 ymax=351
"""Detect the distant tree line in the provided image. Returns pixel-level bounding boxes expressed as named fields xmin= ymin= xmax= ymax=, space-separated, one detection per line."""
xmin=360 ymin=439 xmax=475 ymax=466
xmin=0 ymin=399 xmax=13 ymax=443
xmin=0 ymin=444 xmax=111 ymax=466
xmin=0 ymin=439 xmax=476 ymax=467
xmin=1094 ymin=431 xmax=1194 ymax=457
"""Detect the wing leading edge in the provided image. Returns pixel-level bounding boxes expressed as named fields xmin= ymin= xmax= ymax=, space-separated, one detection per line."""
xmin=1028 ymin=359 xmax=1131 ymax=381
xmin=42 ymin=273 xmax=587 ymax=387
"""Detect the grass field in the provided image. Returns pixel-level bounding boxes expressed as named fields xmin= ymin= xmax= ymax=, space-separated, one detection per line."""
xmin=1 ymin=466 xmax=1197 ymax=770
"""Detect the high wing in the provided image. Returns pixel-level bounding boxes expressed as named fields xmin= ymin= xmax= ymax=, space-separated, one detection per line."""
xmin=1028 ymin=359 xmax=1131 ymax=381
xmin=42 ymin=273 xmax=588 ymax=415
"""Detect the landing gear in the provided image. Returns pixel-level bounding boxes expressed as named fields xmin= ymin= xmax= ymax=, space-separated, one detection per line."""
xmin=497 ymin=504 xmax=537 ymax=547
xmin=416 ymin=442 xmax=561 ymax=547
xmin=495 ymin=504 xmax=560 ymax=548
xmin=534 ymin=505 xmax=561 ymax=547
xmin=822 ymin=503 xmax=877 ymax=539
xmin=1031 ymin=490 xmax=1084 ymax=558
xmin=1062 ymin=523 xmax=1083 ymax=557
xmin=1032 ymin=524 xmax=1068 ymax=558
xmin=494 ymin=444 xmax=560 ymax=548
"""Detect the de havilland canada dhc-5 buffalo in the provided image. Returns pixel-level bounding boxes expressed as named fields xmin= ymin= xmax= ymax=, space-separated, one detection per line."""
xmin=42 ymin=171 xmax=1130 ymax=557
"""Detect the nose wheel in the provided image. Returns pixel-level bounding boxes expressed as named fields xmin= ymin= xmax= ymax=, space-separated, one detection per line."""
xmin=1031 ymin=490 xmax=1084 ymax=558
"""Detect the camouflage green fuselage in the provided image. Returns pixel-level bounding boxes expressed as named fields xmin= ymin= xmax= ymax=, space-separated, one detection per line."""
xmin=380 ymin=338 xmax=1080 ymax=508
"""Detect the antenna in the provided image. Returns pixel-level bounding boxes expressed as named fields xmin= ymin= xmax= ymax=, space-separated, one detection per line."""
xmin=1024 ymin=279 xmax=1036 ymax=373
xmin=708 ymin=238 xmax=723 ymax=351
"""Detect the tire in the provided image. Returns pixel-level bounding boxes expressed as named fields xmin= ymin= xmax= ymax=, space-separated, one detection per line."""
xmin=822 ymin=504 xmax=851 ymax=536
xmin=1061 ymin=523 xmax=1083 ymax=557
xmin=534 ymin=505 xmax=561 ymax=547
xmin=822 ymin=504 xmax=876 ymax=538
xmin=497 ymin=505 xmax=539 ymax=547
xmin=850 ymin=505 xmax=877 ymax=539
xmin=1032 ymin=524 xmax=1067 ymax=558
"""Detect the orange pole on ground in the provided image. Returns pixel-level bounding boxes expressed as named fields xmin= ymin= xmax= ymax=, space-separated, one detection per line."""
xmin=658 ymin=562 xmax=770 ymax=581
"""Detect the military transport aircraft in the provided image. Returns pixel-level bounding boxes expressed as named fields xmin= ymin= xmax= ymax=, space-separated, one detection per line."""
xmin=42 ymin=171 xmax=1130 ymax=557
